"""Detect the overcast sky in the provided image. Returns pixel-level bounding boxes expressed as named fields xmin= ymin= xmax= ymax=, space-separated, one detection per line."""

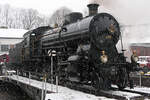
xmin=0 ymin=0 xmax=89 ymax=15
xmin=101 ymin=0 xmax=150 ymax=25
xmin=0 ymin=0 xmax=150 ymax=25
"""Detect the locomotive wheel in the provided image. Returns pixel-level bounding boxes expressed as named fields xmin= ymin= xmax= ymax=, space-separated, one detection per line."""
xmin=117 ymin=68 xmax=128 ymax=90
xmin=92 ymin=73 xmax=103 ymax=94
xmin=117 ymin=79 xmax=127 ymax=90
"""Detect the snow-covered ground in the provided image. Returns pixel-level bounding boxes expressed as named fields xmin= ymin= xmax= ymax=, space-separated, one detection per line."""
xmin=4 ymin=75 xmax=150 ymax=100
xmin=102 ymin=90 xmax=141 ymax=100
xmin=112 ymin=84 xmax=150 ymax=94
xmin=45 ymin=90 xmax=115 ymax=100
xmin=10 ymin=75 xmax=115 ymax=100
xmin=126 ymin=86 xmax=150 ymax=94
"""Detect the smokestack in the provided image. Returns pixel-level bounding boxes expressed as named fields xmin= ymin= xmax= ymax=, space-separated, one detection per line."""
xmin=87 ymin=3 xmax=99 ymax=16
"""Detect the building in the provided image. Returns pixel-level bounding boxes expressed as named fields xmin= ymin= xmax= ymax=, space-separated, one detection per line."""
xmin=120 ymin=24 xmax=150 ymax=57
xmin=130 ymin=43 xmax=150 ymax=56
xmin=0 ymin=28 xmax=28 ymax=55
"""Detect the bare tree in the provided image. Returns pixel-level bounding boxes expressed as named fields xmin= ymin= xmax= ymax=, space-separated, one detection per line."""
xmin=1 ymin=4 xmax=13 ymax=28
xmin=10 ymin=9 xmax=23 ymax=29
xmin=0 ymin=4 xmax=19 ymax=28
xmin=34 ymin=15 xmax=51 ymax=28
xmin=0 ymin=4 xmax=51 ymax=29
xmin=0 ymin=5 xmax=2 ymax=26
xmin=49 ymin=7 xmax=72 ymax=26
xmin=3 ymin=4 xmax=10 ymax=27
xmin=20 ymin=9 xmax=39 ymax=30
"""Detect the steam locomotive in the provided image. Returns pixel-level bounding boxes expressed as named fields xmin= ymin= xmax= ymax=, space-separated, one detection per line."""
xmin=9 ymin=4 xmax=139 ymax=90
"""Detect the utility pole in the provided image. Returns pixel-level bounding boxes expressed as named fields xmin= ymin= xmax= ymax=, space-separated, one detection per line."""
xmin=44 ymin=74 xmax=47 ymax=97
xmin=29 ymin=72 xmax=31 ymax=85
xmin=41 ymin=78 xmax=44 ymax=100
xmin=56 ymin=76 xmax=58 ymax=93
xmin=51 ymin=55 xmax=53 ymax=91
xmin=140 ymin=73 xmax=142 ymax=87
xmin=41 ymin=74 xmax=46 ymax=100
xmin=48 ymin=49 xmax=56 ymax=92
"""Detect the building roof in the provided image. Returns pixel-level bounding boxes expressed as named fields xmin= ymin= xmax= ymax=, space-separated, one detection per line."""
xmin=0 ymin=52 xmax=9 ymax=55
xmin=130 ymin=43 xmax=150 ymax=47
xmin=0 ymin=28 xmax=28 ymax=38
xmin=0 ymin=37 xmax=23 ymax=39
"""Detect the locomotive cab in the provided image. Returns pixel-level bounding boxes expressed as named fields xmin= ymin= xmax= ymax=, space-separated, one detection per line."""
xmin=22 ymin=31 xmax=31 ymax=61
xmin=22 ymin=31 xmax=37 ymax=60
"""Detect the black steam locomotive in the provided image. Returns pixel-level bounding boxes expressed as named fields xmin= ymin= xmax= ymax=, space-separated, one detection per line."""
xmin=9 ymin=4 xmax=139 ymax=90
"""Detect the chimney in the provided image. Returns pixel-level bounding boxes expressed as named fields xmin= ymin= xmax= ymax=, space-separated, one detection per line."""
xmin=87 ymin=3 xmax=99 ymax=16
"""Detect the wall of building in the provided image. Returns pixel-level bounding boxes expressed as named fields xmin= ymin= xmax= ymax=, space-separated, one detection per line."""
xmin=0 ymin=38 xmax=23 ymax=45
xmin=130 ymin=46 xmax=150 ymax=56
xmin=0 ymin=38 xmax=23 ymax=55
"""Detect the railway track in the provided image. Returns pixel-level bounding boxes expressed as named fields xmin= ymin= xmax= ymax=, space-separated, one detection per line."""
xmin=100 ymin=89 xmax=143 ymax=100
xmin=65 ymin=82 xmax=148 ymax=100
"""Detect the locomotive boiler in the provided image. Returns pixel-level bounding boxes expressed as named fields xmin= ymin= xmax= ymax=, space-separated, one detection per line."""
xmin=9 ymin=3 xmax=139 ymax=90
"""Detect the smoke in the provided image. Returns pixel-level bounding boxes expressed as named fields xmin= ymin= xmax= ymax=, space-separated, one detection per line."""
xmin=116 ymin=27 xmax=133 ymax=62
xmin=100 ymin=0 xmax=150 ymax=25
xmin=87 ymin=0 xmax=150 ymax=25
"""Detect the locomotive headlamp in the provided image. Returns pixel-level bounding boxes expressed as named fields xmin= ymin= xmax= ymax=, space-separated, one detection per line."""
xmin=131 ymin=50 xmax=138 ymax=63
xmin=109 ymin=24 xmax=115 ymax=33
xmin=100 ymin=51 xmax=108 ymax=63
xmin=31 ymin=33 xmax=35 ymax=36
xmin=62 ymin=27 xmax=67 ymax=32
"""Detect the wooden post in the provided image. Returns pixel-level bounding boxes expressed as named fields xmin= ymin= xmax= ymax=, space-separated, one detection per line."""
xmin=44 ymin=75 xmax=47 ymax=99
xmin=140 ymin=74 xmax=142 ymax=87
xmin=56 ymin=76 xmax=58 ymax=93
xmin=17 ymin=70 xmax=19 ymax=84
xmin=41 ymin=76 xmax=44 ymax=100
xmin=29 ymin=72 xmax=31 ymax=85
xmin=51 ymin=56 xmax=53 ymax=91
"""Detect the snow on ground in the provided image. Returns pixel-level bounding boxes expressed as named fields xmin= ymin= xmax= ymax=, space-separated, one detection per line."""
xmin=102 ymin=90 xmax=141 ymax=100
xmin=45 ymin=91 xmax=115 ymax=100
xmin=10 ymin=75 xmax=115 ymax=100
xmin=126 ymin=86 xmax=150 ymax=94
xmin=112 ymin=84 xmax=150 ymax=94
xmin=6 ymin=75 xmax=150 ymax=100
xmin=125 ymin=86 xmax=150 ymax=100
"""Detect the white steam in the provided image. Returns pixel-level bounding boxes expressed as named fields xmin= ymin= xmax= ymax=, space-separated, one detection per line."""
xmin=101 ymin=0 xmax=150 ymax=25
